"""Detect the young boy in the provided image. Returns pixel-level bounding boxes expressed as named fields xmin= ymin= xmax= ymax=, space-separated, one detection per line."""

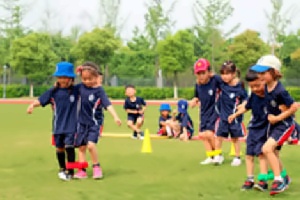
xmin=124 ymin=85 xmax=146 ymax=140
xmin=157 ymin=103 xmax=173 ymax=137
xmin=173 ymin=100 xmax=194 ymax=141
xmin=228 ymin=69 xmax=269 ymax=191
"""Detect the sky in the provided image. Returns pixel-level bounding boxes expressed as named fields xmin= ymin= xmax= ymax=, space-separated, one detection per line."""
xmin=10 ymin=0 xmax=300 ymax=41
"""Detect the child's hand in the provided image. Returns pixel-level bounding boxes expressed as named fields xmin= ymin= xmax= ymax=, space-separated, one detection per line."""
xmin=27 ymin=104 xmax=34 ymax=114
xmin=114 ymin=117 xmax=122 ymax=126
xmin=268 ymin=114 xmax=279 ymax=124
xmin=138 ymin=110 xmax=144 ymax=114
xmin=228 ymin=114 xmax=236 ymax=124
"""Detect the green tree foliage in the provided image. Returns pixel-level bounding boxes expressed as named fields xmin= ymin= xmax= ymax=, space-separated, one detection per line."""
xmin=157 ymin=30 xmax=195 ymax=98
xmin=227 ymin=30 xmax=269 ymax=75
xmin=193 ymin=0 xmax=239 ymax=70
xmin=9 ymin=33 xmax=59 ymax=84
xmin=71 ymin=28 xmax=121 ymax=85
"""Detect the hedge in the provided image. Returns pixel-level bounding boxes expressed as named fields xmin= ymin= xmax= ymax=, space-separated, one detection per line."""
xmin=0 ymin=84 xmax=299 ymax=101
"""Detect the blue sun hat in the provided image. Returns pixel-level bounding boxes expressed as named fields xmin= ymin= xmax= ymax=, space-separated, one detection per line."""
xmin=53 ymin=62 xmax=76 ymax=78
xmin=159 ymin=103 xmax=171 ymax=112
xmin=177 ymin=100 xmax=188 ymax=114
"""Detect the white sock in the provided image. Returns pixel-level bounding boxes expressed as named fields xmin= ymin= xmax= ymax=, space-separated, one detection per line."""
xmin=274 ymin=176 xmax=283 ymax=181
xmin=166 ymin=126 xmax=172 ymax=136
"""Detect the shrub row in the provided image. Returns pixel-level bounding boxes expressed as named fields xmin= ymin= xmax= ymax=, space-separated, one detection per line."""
xmin=0 ymin=85 xmax=299 ymax=101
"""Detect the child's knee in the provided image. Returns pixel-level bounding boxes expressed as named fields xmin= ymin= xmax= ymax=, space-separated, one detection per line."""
xmin=246 ymin=155 xmax=254 ymax=162
xmin=56 ymin=147 xmax=65 ymax=152
xmin=127 ymin=121 xmax=133 ymax=127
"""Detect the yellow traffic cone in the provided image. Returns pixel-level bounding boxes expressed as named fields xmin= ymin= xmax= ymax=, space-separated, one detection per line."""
xmin=141 ymin=129 xmax=152 ymax=153
xmin=229 ymin=142 xmax=243 ymax=156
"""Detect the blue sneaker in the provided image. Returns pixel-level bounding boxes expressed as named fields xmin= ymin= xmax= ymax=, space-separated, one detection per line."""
xmin=139 ymin=132 xmax=144 ymax=140
xmin=270 ymin=180 xmax=286 ymax=196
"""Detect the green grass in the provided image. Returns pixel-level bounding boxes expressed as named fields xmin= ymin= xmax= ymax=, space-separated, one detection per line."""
xmin=0 ymin=104 xmax=299 ymax=200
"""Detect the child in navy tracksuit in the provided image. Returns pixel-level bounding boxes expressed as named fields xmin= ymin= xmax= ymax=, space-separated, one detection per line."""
xmin=173 ymin=100 xmax=194 ymax=141
xmin=124 ymin=85 xmax=146 ymax=140
xmin=74 ymin=62 xmax=121 ymax=180
xmin=190 ymin=58 xmax=220 ymax=165
xmin=251 ymin=55 xmax=298 ymax=196
xmin=27 ymin=62 xmax=78 ymax=181
xmin=157 ymin=103 xmax=172 ymax=137
xmin=229 ymin=69 xmax=270 ymax=191
xmin=214 ymin=61 xmax=248 ymax=166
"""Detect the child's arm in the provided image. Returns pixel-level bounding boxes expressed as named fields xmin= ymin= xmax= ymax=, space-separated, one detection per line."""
xmin=138 ymin=106 xmax=146 ymax=114
xmin=126 ymin=109 xmax=138 ymax=114
xmin=189 ymin=97 xmax=199 ymax=108
xmin=107 ymin=105 xmax=122 ymax=126
xmin=228 ymin=102 xmax=248 ymax=124
xmin=268 ymin=102 xmax=298 ymax=125
xmin=27 ymin=100 xmax=41 ymax=114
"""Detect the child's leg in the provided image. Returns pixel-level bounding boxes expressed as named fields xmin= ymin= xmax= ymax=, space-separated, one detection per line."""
xmin=245 ymin=155 xmax=255 ymax=180
xmin=262 ymin=139 xmax=280 ymax=178
xmin=232 ymin=138 xmax=240 ymax=157
xmin=56 ymin=147 xmax=66 ymax=171
xmin=64 ymin=133 xmax=76 ymax=176
xmin=136 ymin=117 xmax=144 ymax=138
xmin=87 ymin=142 xmax=99 ymax=165
xmin=127 ymin=120 xmax=140 ymax=135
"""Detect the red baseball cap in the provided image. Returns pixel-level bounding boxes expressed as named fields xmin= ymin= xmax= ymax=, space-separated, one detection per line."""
xmin=194 ymin=58 xmax=210 ymax=74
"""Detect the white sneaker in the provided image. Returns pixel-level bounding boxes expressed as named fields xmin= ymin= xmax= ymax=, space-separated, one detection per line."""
xmin=58 ymin=171 xmax=71 ymax=181
xmin=231 ymin=157 xmax=242 ymax=166
xmin=213 ymin=155 xmax=224 ymax=165
xmin=200 ymin=158 xmax=214 ymax=165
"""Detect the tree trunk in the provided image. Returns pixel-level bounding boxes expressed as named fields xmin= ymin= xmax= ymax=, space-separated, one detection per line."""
xmin=155 ymin=55 xmax=163 ymax=88
xmin=104 ymin=64 xmax=109 ymax=86
xmin=173 ymin=71 xmax=178 ymax=99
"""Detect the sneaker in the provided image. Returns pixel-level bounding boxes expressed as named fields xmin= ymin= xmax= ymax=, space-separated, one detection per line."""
xmin=93 ymin=166 xmax=103 ymax=179
xmin=241 ymin=180 xmax=254 ymax=191
xmin=74 ymin=170 xmax=88 ymax=179
xmin=58 ymin=171 xmax=71 ymax=181
xmin=213 ymin=155 xmax=224 ymax=165
xmin=131 ymin=135 xmax=138 ymax=139
xmin=254 ymin=181 xmax=268 ymax=192
xmin=231 ymin=157 xmax=242 ymax=167
xmin=284 ymin=175 xmax=291 ymax=188
xmin=200 ymin=158 xmax=214 ymax=165
xmin=270 ymin=180 xmax=286 ymax=195
xmin=139 ymin=132 xmax=144 ymax=140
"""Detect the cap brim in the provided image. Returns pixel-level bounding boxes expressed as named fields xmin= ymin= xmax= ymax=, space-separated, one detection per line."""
xmin=53 ymin=73 xmax=76 ymax=78
xmin=250 ymin=65 xmax=270 ymax=72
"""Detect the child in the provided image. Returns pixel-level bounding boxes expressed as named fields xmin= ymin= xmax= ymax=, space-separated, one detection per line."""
xmin=27 ymin=62 xmax=78 ymax=181
xmin=124 ymin=85 xmax=146 ymax=140
xmin=228 ymin=69 xmax=269 ymax=191
xmin=173 ymin=100 xmax=194 ymax=141
xmin=251 ymin=55 xmax=298 ymax=195
xmin=189 ymin=58 xmax=220 ymax=165
xmin=214 ymin=61 xmax=248 ymax=166
xmin=157 ymin=103 xmax=173 ymax=137
xmin=74 ymin=61 xmax=121 ymax=179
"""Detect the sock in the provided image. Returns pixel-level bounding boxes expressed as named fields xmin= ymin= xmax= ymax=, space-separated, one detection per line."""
xmin=206 ymin=151 xmax=214 ymax=159
xmin=133 ymin=131 xmax=137 ymax=137
xmin=214 ymin=149 xmax=222 ymax=155
xmin=267 ymin=169 xmax=274 ymax=180
xmin=257 ymin=173 xmax=268 ymax=181
xmin=93 ymin=163 xmax=100 ymax=168
xmin=274 ymin=176 xmax=283 ymax=181
xmin=65 ymin=147 xmax=75 ymax=175
xmin=280 ymin=169 xmax=287 ymax=178
xmin=56 ymin=151 xmax=66 ymax=171
xmin=166 ymin=126 xmax=172 ymax=136
xmin=247 ymin=175 xmax=254 ymax=182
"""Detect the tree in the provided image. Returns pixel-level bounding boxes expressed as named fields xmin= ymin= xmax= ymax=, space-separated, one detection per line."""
xmin=265 ymin=0 xmax=293 ymax=54
xmin=71 ymin=28 xmax=121 ymax=85
xmin=144 ymin=0 xmax=176 ymax=87
xmin=193 ymin=0 xmax=240 ymax=70
xmin=10 ymin=33 xmax=59 ymax=84
xmin=157 ymin=30 xmax=195 ymax=98
xmin=227 ymin=30 xmax=269 ymax=75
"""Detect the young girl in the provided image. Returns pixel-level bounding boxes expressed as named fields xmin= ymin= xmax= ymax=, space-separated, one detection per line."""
xmin=74 ymin=62 xmax=121 ymax=179
xmin=251 ymin=55 xmax=298 ymax=195
xmin=214 ymin=61 xmax=248 ymax=166
xmin=27 ymin=62 xmax=78 ymax=181
xmin=189 ymin=58 xmax=220 ymax=165
xmin=124 ymin=85 xmax=146 ymax=140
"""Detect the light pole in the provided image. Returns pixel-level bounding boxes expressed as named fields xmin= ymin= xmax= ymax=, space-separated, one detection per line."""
xmin=3 ymin=64 xmax=7 ymax=98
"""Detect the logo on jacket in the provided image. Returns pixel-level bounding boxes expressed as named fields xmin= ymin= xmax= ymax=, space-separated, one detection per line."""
xmin=229 ymin=93 xmax=235 ymax=99
xmin=208 ymin=89 xmax=213 ymax=96
xmin=70 ymin=95 xmax=75 ymax=103
xmin=89 ymin=94 xmax=95 ymax=101
xmin=271 ymin=100 xmax=277 ymax=107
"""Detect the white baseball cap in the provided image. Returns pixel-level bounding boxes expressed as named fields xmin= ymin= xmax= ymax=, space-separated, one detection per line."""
xmin=251 ymin=55 xmax=281 ymax=72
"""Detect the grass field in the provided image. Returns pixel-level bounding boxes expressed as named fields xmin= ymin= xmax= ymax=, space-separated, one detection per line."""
xmin=0 ymin=104 xmax=299 ymax=200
